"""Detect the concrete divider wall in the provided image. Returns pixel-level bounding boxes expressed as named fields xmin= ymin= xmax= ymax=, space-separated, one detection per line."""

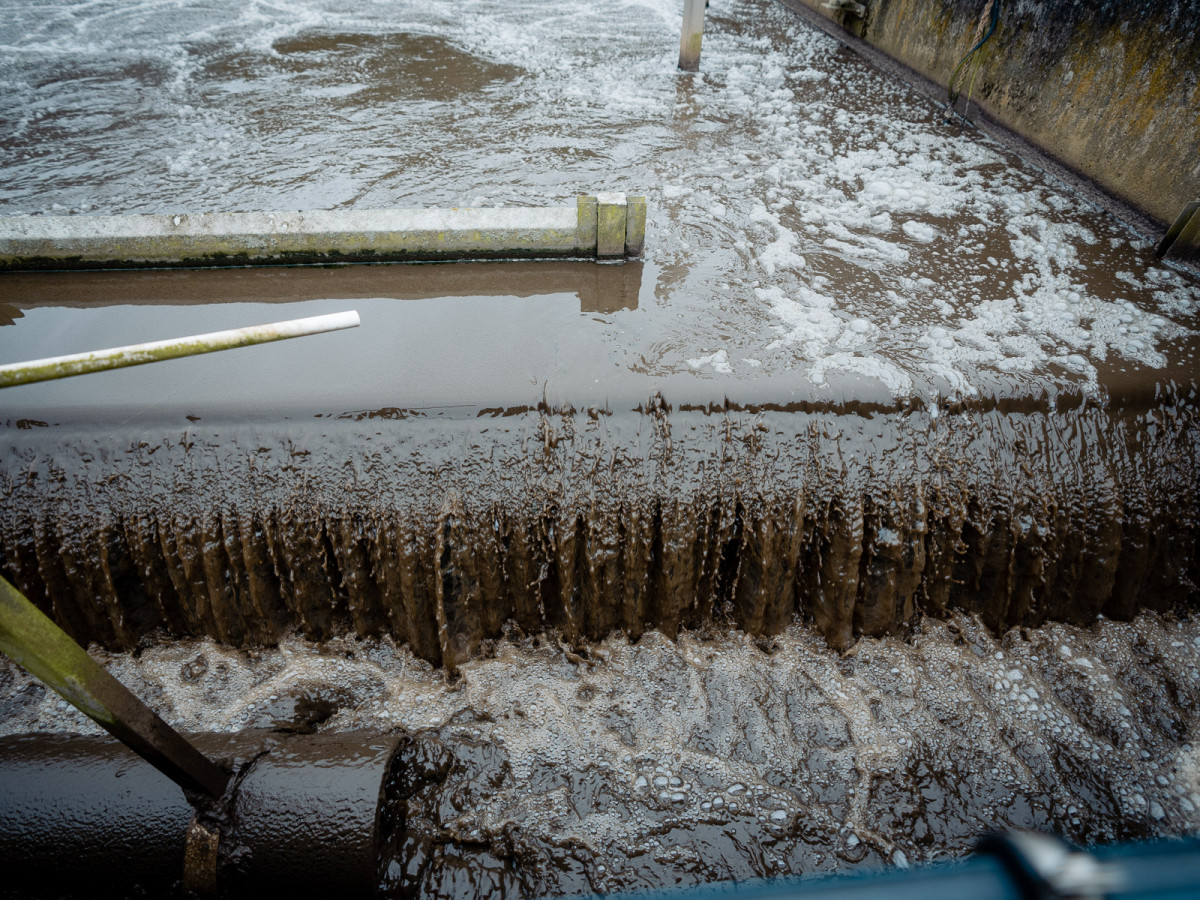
xmin=780 ymin=0 xmax=1200 ymax=226
xmin=0 ymin=195 xmax=648 ymax=269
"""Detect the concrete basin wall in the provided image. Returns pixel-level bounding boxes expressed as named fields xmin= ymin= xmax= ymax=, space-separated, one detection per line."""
xmin=779 ymin=0 xmax=1200 ymax=226
xmin=0 ymin=196 xmax=648 ymax=270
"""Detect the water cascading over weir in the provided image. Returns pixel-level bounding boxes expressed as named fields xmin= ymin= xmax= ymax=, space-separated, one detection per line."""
xmin=1 ymin=258 xmax=1196 ymax=669
xmin=0 ymin=1 xmax=1197 ymax=670
xmin=1 ymin=0 xmax=1199 ymax=895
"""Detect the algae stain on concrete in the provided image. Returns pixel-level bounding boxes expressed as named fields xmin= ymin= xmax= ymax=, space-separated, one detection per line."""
xmin=789 ymin=0 xmax=1200 ymax=224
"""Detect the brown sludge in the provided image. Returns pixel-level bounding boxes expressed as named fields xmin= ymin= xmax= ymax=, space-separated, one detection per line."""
xmin=5 ymin=613 xmax=1198 ymax=898
xmin=2 ymin=389 xmax=1196 ymax=669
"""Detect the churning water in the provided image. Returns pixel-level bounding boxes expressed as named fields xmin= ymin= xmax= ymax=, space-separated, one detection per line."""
xmin=2 ymin=613 xmax=1199 ymax=896
xmin=1 ymin=0 xmax=1198 ymax=895
xmin=2 ymin=0 xmax=1198 ymax=402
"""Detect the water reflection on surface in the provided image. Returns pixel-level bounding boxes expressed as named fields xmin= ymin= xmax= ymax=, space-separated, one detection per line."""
xmin=0 ymin=262 xmax=645 ymax=414
xmin=3 ymin=0 xmax=1198 ymax=403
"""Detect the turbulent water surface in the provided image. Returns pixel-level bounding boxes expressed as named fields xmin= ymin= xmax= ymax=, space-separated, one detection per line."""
xmin=1 ymin=612 xmax=1199 ymax=896
xmin=1 ymin=1 xmax=1199 ymax=893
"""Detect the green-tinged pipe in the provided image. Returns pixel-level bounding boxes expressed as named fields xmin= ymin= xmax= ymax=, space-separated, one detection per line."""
xmin=0 ymin=576 xmax=229 ymax=798
xmin=0 ymin=309 xmax=360 ymax=388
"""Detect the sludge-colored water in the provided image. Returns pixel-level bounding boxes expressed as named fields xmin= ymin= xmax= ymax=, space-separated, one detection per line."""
xmin=3 ymin=0 xmax=1199 ymax=400
xmin=2 ymin=0 xmax=1200 ymax=890
xmin=2 ymin=399 xmax=1197 ymax=665
xmin=1 ymin=613 xmax=1197 ymax=895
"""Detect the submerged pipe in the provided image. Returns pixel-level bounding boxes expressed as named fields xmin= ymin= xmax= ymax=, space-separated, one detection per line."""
xmin=0 ymin=731 xmax=401 ymax=899
xmin=221 ymin=732 xmax=402 ymax=895
xmin=3 ymin=729 xmax=1197 ymax=899
xmin=0 ymin=734 xmax=197 ymax=898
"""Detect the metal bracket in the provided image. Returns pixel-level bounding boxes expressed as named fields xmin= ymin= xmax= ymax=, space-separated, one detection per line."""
xmin=978 ymin=831 xmax=1127 ymax=899
xmin=183 ymin=815 xmax=221 ymax=895
xmin=821 ymin=0 xmax=868 ymax=37
xmin=1155 ymin=199 xmax=1200 ymax=261
xmin=823 ymin=0 xmax=867 ymax=16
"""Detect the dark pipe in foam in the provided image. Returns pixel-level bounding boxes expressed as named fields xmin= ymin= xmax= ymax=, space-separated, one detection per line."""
xmin=0 ymin=731 xmax=402 ymax=898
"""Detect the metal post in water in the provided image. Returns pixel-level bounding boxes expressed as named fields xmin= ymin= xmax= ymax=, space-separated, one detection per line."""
xmin=0 ymin=310 xmax=360 ymax=388
xmin=0 ymin=577 xmax=230 ymax=799
xmin=679 ymin=0 xmax=706 ymax=71
xmin=1156 ymin=199 xmax=1200 ymax=261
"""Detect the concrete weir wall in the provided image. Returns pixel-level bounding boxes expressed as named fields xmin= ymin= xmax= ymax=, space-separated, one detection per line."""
xmin=779 ymin=0 xmax=1200 ymax=226
xmin=0 ymin=195 xmax=648 ymax=270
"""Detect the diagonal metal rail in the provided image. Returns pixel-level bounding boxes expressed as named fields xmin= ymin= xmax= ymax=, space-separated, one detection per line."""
xmin=0 ymin=576 xmax=229 ymax=798
xmin=0 ymin=310 xmax=360 ymax=388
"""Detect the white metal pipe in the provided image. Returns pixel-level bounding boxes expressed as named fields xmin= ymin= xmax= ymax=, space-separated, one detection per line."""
xmin=0 ymin=310 xmax=360 ymax=388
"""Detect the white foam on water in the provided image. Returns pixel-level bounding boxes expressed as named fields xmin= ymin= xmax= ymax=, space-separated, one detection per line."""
xmin=687 ymin=348 xmax=734 ymax=374
xmin=902 ymin=220 xmax=937 ymax=243
xmin=1 ymin=611 xmax=1196 ymax=887
xmin=0 ymin=0 xmax=1197 ymax=401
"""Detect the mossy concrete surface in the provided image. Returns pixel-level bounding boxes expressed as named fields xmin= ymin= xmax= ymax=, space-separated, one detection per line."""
xmin=596 ymin=192 xmax=629 ymax=258
xmin=0 ymin=206 xmax=601 ymax=270
xmin=780 ymin=0 xmax=1200 ymax=226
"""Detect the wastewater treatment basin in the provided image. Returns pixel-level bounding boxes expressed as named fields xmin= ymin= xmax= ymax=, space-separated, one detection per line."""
xmin=1 ymin=0 xmax=1199 ymax=897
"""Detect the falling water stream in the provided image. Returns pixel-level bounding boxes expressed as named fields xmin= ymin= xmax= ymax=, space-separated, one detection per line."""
xmin=1 ymin=0 xmax=1198 ymax=895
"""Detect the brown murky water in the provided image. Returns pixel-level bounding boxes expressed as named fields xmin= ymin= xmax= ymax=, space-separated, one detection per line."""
xmin=1 ymin=397 xmax=1197 ymax=666
xmin=1 ymin=0 xmax=1199 ymax=894
xmin=2 ymin=612 xmax=1198 ymax=896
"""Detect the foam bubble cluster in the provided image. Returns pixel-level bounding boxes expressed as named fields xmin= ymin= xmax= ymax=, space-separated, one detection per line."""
xmin=2 ymin=611 xmax=1196 ymax=894
xmin=2 ymin=0 xmax=1196 ymax=404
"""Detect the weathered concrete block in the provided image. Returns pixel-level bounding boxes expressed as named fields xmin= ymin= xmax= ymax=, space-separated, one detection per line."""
xmin=625 ymin=196 xmax=647 ymax=258
xmin=576 ymin=195 xmax=598 ymax=253
xmin=0 ymin=207 xmax=584 ymax=270
xmin=0 ymin=198 xmax=651 ymax=269
xmin=596 ymin=192 xmax=628 ymax=259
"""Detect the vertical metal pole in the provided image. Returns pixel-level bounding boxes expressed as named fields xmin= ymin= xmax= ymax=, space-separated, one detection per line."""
xmin=678 ymin=0 xmax=706 ymax=71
